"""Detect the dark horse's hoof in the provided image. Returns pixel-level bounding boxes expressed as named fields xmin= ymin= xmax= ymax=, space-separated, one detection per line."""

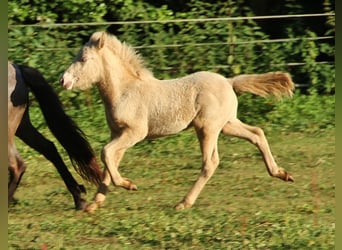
xmin=75 ymin=199 xmax=87 ymax=210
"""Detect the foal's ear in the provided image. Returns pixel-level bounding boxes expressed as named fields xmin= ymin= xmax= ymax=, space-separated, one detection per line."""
xmin=90 ymin=31 xmax=106 ymax=49
xmin=97 ymin=32 xmax=106 ymax=49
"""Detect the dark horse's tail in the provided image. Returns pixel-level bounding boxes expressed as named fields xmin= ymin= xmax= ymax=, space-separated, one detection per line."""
xmin=18 ymin=65 xmax=102 ymax=186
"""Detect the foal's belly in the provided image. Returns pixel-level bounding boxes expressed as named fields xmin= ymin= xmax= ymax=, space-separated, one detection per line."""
xmin=146 ymin=115 xmax=192 ymax=138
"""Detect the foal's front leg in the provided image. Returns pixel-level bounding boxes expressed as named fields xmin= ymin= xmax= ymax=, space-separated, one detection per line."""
xmin=85 ymin=129 xmax=145 ymax=213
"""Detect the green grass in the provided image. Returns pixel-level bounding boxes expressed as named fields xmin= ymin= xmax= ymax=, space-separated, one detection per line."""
xmin=8 ymin=128 xmax=335 ymax=249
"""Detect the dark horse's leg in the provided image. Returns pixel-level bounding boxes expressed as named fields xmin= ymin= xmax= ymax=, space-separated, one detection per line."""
xmin=15 ymin=110 xmax=87 ymax=210
xmin=8 ymin=144 xmax=27 ymax=204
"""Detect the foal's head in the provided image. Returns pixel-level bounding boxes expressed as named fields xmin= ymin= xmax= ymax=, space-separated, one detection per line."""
xmin=60 ymin=31 xmax=109 ymax=90
xmin=61 ymin=31 xmax=152 ymax=90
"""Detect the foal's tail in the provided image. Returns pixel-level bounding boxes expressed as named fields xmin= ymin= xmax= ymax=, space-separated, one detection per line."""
xmin=18 ymin=65 xmax=102 ymax=186
xmin=230 ymin=72 xmax=295 ymax=99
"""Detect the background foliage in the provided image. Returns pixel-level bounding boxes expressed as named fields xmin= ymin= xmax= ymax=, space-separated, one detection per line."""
xmin=8 ymin=0 xmax=335 ymax=132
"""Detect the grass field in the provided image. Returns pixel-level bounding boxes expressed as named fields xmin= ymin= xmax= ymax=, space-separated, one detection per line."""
xmin=8 ymin=127 xmax=335 ymax=249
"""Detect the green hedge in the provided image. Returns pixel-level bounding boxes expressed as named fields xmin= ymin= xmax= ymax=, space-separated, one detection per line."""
xmin=8 ymin=0 xmax=335 ymax=132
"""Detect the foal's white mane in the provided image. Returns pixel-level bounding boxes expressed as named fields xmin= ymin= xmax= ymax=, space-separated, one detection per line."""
xmin=91 ymin=31 xmax=153 ymax=79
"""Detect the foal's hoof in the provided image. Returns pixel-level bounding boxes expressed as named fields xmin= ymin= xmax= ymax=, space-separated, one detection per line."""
xmin=122 ymin=178 xmax=138 ymax=191
xmin=284 ymin=172 xmax=294 ymax=182
xmin=128 ymin=183 xmax=138 ymax=191
xmin=84 ymin=202 xmax=98 ymax=213
xmin=276 ymin=168 xmax=294 ymax=182
xmin=174 ymin=201 xmax=192 ymax=210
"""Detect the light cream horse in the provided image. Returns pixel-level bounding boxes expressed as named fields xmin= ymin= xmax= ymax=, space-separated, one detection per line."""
xmin=60 ymin=31 xmax=294 ymax=212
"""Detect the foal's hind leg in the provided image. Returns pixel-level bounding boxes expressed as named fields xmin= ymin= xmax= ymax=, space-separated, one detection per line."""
xmin=16 ymin=112 xmax=87 ymax=210
xmin=175 ymin=128 xmax=220 ymax=210
xmin=222 ymin=119 xmax=293 ymax=181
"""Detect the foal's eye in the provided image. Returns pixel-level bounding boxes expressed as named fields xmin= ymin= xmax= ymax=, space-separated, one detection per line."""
xmin=80 ymin=56 xmax=87 ymax=63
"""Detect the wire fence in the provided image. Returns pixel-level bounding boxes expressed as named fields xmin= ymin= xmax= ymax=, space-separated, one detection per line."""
xmin=6 ymin=36 xmax=335 ymax=52
xmin=8 ymin=12 xmax=335 ymax=88
xmin=8 ymin=13 xmax=335 ymax=27
xmin=8 ymin=13 xmax=335 ymax=52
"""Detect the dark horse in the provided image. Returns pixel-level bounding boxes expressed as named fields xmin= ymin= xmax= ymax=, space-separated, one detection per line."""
xmin=8 ymin=61 xmax=102 ymax=210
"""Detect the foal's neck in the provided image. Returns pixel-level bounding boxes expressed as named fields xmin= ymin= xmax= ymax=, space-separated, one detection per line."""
xmin=96 ymin=59 xmax=134 ymax=104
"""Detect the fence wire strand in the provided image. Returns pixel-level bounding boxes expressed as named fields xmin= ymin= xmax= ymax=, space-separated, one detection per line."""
xmin=8 ymin=13 xmax=335 ymax=28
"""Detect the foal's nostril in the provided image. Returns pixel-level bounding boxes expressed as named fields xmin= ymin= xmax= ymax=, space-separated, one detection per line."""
xmin=59 ymin=77 xmax=64 ymax=85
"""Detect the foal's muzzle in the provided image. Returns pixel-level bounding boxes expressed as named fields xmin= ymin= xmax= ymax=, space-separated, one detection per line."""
xmin=59 ymin=74 xmax=74 ymax=90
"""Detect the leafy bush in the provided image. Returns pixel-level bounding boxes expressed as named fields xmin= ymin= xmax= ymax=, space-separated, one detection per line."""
xmin=8 ymin=0 xmax=335 ymax=132
xmin=266 ymin=93 xmax=335 ymax=132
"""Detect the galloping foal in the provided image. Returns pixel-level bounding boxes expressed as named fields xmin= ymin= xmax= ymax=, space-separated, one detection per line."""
xmin=60 ymin=31 xmax=294 ymax=212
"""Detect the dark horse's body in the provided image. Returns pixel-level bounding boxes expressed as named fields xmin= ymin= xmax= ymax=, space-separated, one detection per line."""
xmin=8 ymin=62 xmax=102 ymax=210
